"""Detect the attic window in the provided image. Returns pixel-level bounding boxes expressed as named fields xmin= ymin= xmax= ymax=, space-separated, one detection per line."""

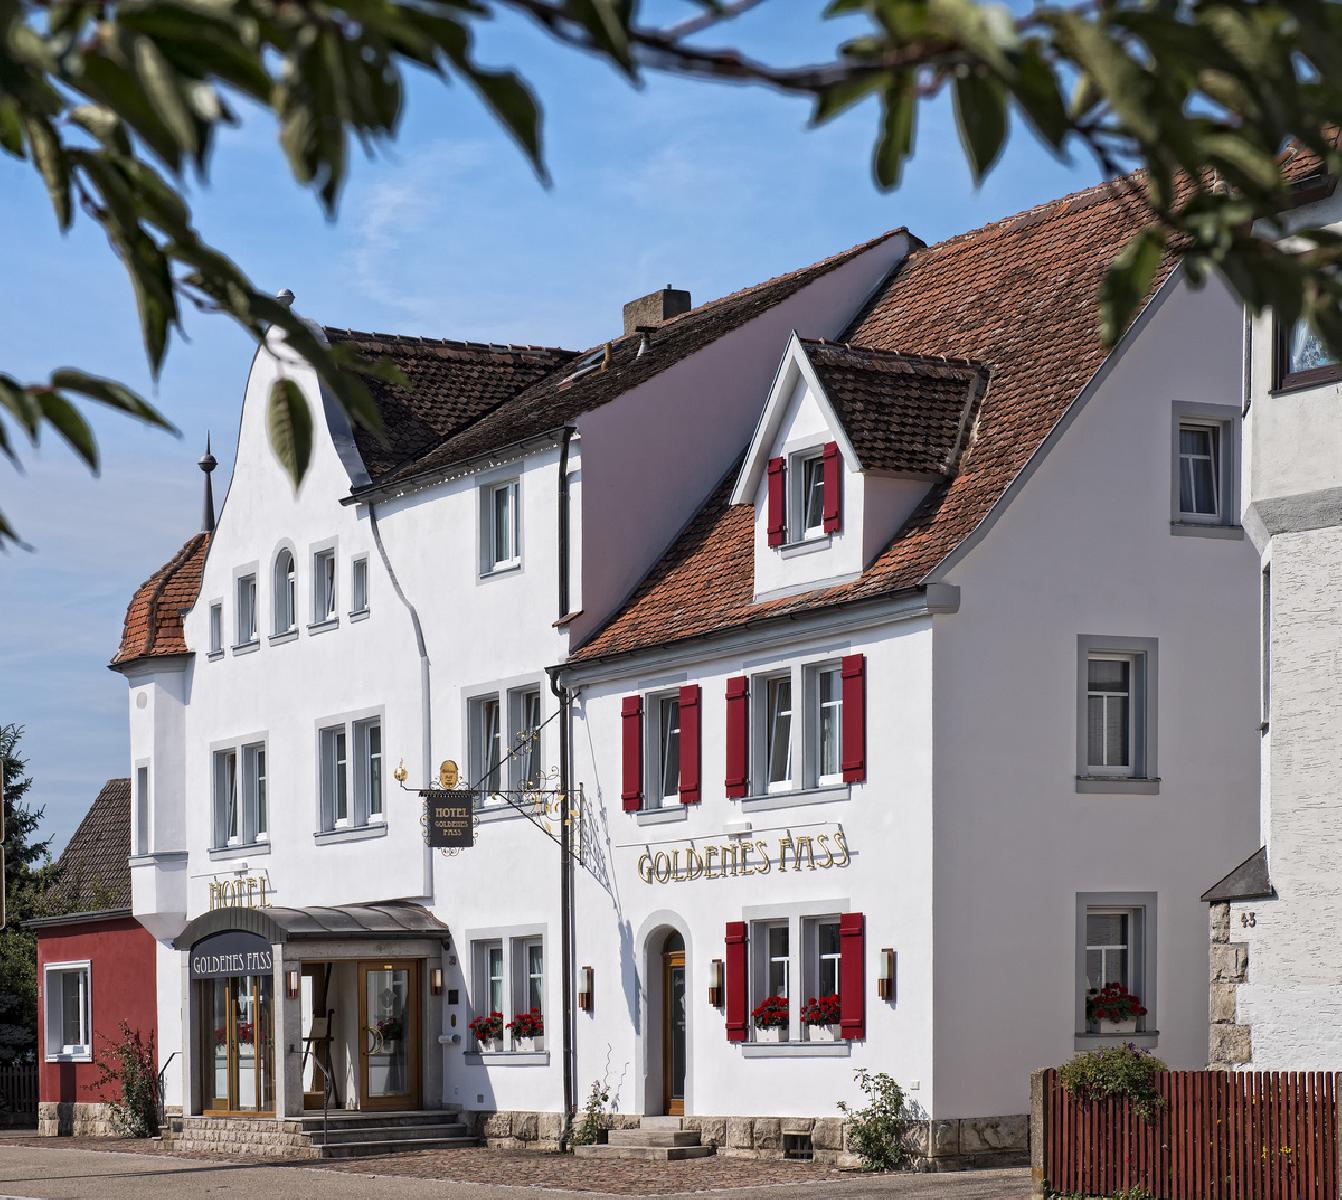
xmin=563 ymin=344 xmax=610 ymax=384
xmin=796 ymin=451 xmax=826 ymax=540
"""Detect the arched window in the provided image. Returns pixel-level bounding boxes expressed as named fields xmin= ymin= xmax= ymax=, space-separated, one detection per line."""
xmin=273 ymin=549 xmax=295 ymax=634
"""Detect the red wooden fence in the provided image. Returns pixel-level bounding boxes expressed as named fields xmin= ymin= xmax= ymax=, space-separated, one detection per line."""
xmin=1043 ymin=1069 xmax=1338 ymax=1200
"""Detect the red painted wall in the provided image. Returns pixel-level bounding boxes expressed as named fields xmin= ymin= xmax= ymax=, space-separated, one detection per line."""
xmin=36 ymin=917 xmax=158 ymax=1104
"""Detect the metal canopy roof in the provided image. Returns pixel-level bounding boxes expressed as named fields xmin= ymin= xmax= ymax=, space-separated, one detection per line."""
xmin=172 ymin=901 xmax=448 ymax=950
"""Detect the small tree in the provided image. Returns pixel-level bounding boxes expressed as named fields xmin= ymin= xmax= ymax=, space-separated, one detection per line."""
xmin=837 ymin=1069 xmax=911 ymax=1173
xmin=84 ymin=1023 xmax=161 ymax=1138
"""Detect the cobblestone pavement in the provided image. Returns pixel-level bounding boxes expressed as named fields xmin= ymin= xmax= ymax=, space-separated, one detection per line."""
xmin=0 ymin=1138 xmax=1033 ymax=1198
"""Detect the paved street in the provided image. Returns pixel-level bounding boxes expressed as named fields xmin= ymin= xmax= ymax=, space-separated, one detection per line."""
xmin=0 ymin=1141 xmax=1033 ymax=1198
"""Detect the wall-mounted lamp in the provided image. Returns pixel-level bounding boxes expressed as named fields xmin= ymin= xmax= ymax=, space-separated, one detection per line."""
xmin=578 ymin=966 xmax=594 ymax=1013
xmin=430 ymin=967 xmax=444 ymax=996
xmin=708 ymin=959 xmax=724 ymax=1008
xmin=286 ymin=968 xmax=300 ymax=1000
xmin=877 ymin=949 xmax=896 ymax=1002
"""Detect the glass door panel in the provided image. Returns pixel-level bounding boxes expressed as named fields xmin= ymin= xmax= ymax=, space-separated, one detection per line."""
xmin=358 ymin=961 xmax=419 ymax=1110
xmin=663 ymin=950 xmax=686 ymax=1116
xmin=197 ymin=974 xmax=274 ymax=1114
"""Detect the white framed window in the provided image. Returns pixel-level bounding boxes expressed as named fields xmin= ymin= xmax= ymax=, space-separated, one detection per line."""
xmin=244 ymin=743 xmax=267 ymax=842
xmin=351 ymin=555 xmax=369 ymax=614
xmin=517 ymin=937 xmax=544 ymax=1015
xmin=213 ymin=748 xmax=240 ymax=846
xmin=749 ymin=920 xmax=790 ymax=1040
xmin=508 ymin=687 xmax=543 ymax=791
xmin=469 ymin=930 xmax=547 ymax=1045
xmin=1177 ymin=424 xmax=1220 ymax=520
xmin=475 ymin=940 xmax=505 ymax=1017
xmin=1170 ymin=404 xmax=1238 ymax=531
xmin=213 ymin=742 xmax=266 ymax=847
xmin=236 ymin=573 xmax=258 ymax=645
xmin=806 ymin=916 xmax=842 ymax=998
xmin=354 ymin=716 xmax=383 ymax=822
xmin=134 ymin=765 xmax=150 ymax=857
xmin=812 ymin=664 xmax=843 ymax=786
xmin=648 ymin=693 xmax=681 ymax=808
xmin=1077 ymin=636 xmax=1157 ymax=790
xmin=482 ymin=479 xmax=521 ymax=574
xmin=320 ymin=724 xmax=349 ymax=828
xmin=790 ymin=449 xmax=827 ymax=541
xmin=1075 ymin=893 xmax=1155 ymax=1038
xmin=313 ymin=548 xmax=337 ymax=623
xmin=761 ymin=673 xmax=793 ymax=793
xmin=43 ymin=962 xmax=91 ymax=1060
xmin=273 ymin=549 xmax=296 ymax=634
xmin=469 ymin=695 xmax=503 ymax=797
xmin=209 ymin=602 xmax=223 ymax=656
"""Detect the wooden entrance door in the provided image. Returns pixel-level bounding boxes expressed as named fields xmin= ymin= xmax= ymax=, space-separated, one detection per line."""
xmin=357 ymin=960 xmax=420 ymax=1111
xmin=663 ymin=946 xmax=686 ymax=1116
xmin=198 ymin=974 xmax=274 ymax=1115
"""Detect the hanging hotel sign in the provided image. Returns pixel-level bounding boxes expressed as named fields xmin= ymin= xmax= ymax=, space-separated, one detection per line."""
xmin=209 ymin=874 xmax=270 ymax=911
xmin=636 ymin=826 xmax=851 ymax=886
xmin=422 ymin=788 xmax=475 ymax=849
xmin=189 ymin=930 xmax=274 ymax=979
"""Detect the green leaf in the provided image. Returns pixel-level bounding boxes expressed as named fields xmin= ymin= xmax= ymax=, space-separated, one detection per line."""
xmin=1099 ymin=226 xmax=1168 ymax=347
xmin=267 ymin=377 xmax=314 ymax=489
xmin=810 ymin=72 xmax=888 ymax=127
xmin=48 ymin=368 xmax=176 ymax=432
xmin=461 ymin=66 xmax=546 ymax=183
xmin=0 ymin=100 xmax=24 ymax=159
xmin=1010 ymin=42 xmax=1068 ymax=151
xmin=20 ymin=115 xmax=70 ymax=230
xmin=131 ymin=35 xmax=201 ymax=164
xmin=873 ymin=78 xmax=916 ymax=190
xmin=34 ymin=389 xmax=98 ymax=471
xmin=953 ymin=71 xmax=1007 ymax=183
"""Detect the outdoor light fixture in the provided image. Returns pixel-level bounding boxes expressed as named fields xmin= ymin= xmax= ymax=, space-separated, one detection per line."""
xmin=877 ymin=949 xmax=896 ymax=1002
xmin=430 ymin=967 xmax=444 ymax=996
xmin=578 ymin=966 xmax=594 ymax=1012
xmin=286 ymin=968 xmax=300 ymax=1000
xmin=708 ymin=959 xmax=724 ymax=1008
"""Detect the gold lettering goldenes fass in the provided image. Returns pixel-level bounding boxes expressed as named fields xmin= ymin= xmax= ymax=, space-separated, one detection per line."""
xmin=636 ymin=828 xmax=850 ymax=885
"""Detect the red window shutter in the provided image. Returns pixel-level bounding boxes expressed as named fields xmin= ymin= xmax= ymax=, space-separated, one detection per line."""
xmin=724 ymin=676 xmax=749 ymax=798
xmin=726 ymin=921 xmax=749 ymax=1042
xmin=678 ymin=684 xmax=701 ymax=804
xmin=823 ymin=441 xmax=842 ymax=533
xmin=620 ymin=695 xmax=643 ymax=811
xmin=839 ymin=912 xmax=865 ymax=1040
xmin=841 ymin=653 xmax=866 ymax=782
xmin=766 ymin=456 xmax=786 ymax=547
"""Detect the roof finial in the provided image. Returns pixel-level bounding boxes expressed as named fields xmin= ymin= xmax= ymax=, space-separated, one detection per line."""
xmin=198 ymin=433 xmax=217 ymax=534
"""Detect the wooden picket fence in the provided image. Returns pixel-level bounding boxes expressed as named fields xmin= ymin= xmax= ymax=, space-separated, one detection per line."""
xmin=0 ymin=1063 xmax=37 ymax=1119
xmin=1042 ymin=1068 xmax=1339 ymax=1199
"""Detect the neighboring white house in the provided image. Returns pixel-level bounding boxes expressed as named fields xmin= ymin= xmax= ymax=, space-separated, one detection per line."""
xmin=1201 ymin=143 xmax=1342 ymax=1071
xmin=110 ymin=178 xmax=1261 ymax=1168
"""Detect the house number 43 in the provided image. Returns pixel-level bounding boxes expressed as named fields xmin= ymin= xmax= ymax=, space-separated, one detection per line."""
xmin=1240 ymin=912 xmax=1257 ymax=928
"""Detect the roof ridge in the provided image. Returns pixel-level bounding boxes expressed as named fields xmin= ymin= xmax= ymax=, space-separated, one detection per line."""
xmin=800 ymin=339 xmax=987 ymax=373
xmin=325 ymin=327 xmax=576 ymax=357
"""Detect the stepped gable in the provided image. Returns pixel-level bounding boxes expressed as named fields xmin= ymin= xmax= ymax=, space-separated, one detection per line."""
xmin=572 ymin=178 xmax=1181 ymax=662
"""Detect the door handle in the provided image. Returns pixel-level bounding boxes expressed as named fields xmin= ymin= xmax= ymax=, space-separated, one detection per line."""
xmin=363 ymin=1025 xmax=384 ymax=1055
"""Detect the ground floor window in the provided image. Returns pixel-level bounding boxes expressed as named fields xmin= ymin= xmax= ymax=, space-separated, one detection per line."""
xmin=200 ymin=974 xmax=274 ymax=1113
xmin=43 ymin=962 xmax=90 ymax=1060
xmin=1076 ymin=893 xmax=1155 ymax=1035
xmin=468 ymin=931 xmax=545 ymax=1050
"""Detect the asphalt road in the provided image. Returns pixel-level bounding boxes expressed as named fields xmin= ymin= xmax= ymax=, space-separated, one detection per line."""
xmin=0 ymin=1143 xmax=1033 ymax=1199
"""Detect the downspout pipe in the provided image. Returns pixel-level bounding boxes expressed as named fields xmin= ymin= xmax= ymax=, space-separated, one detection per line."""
xmin=548 ymin=665 xmax=575 ymax=1147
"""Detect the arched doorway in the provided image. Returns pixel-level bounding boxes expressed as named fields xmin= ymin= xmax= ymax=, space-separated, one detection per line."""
xmin=660 ymin=930 xmax=686 ymax=1116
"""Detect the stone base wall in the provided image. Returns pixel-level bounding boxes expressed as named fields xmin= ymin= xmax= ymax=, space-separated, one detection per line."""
xmin=38 ymin=1101 xmax=118 ymax=1137
xmin=159 ymin=1116 xmax=318 ymax=1159
xmin=1208 ymin=901 xmax=1254 ymax=1069
xmin=468 ymin=1109 xmax=1028 ymax=1169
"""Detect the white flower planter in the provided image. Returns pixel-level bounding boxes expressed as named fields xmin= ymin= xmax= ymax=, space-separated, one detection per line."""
xmin=513 ymin=1035 xmax=544 ymax=1053
xmin=477 ymin=1036 xmax=502 ymax=1053
xmin=754 ymin=1026 xmax=787 ymax=1043
xmin=807 ymin=1023 xmax=843 ymax=1042
xmin=1097 ymin=1017 xmax=1139 ymax=1035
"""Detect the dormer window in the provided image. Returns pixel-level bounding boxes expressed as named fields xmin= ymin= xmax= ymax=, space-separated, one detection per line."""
xmin=796 ymin=450 xmax=827 ymax=541
xmin=767 ymin=442 xmax=842 ymax=548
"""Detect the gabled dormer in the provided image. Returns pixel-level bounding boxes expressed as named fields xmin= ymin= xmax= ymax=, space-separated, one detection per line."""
xmin=733 ymin=333 xmax=986 ymax=602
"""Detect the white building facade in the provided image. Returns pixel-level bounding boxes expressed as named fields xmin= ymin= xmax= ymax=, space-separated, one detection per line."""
xmin=113 ymin=182 xmax=1261 ymax=1167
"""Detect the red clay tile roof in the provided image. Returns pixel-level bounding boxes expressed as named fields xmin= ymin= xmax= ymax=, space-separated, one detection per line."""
xmin=47 ymin=778 xmax=132 ymax=916
xmin=111 ymin=532 xmax=209 ymax=668
xmin=323 ymin=330 xmax=578 ymax=480
xmin=571 ymin=180 xmax=1180 ymax=663
xmin=800 ymin=341 xmax=987 ymax=476
xmin=358 ymin=230 xmax=909 ymax=494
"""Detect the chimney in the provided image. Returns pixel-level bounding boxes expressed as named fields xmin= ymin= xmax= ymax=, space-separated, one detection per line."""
xmin=622 ymin=285 xmax=691 ymax=336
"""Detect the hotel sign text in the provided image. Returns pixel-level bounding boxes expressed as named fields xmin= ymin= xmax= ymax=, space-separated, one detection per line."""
xmin=637 ymin=827 xmax=850 ymax=885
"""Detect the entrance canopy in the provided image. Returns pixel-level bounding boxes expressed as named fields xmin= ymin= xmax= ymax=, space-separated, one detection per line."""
xmin=172 ymin=901 xmax=448 ymax=950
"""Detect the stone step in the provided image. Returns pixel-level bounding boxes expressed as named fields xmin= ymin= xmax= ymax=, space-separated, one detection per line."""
xmin=573 ymin=1144 xmax=715 ymax=1162
xmin=310 ymin=1122 xmax=469 ymax=1145
xmin=638 ymin=1116 xmax=684 ymax=1131
xmin=317 ymin=1135 xmax=481 ymax=1159
xmin=297 ymin=1110 xmax=462 ymax=1130
xmin=607 ymin=1129 xmax=702 ymax=1148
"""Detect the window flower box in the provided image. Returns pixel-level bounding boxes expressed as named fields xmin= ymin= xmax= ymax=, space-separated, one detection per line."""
xmin=1085 ymin=983 xmax=1147 ymax=1035
xmin=507 ymin=1007 xmax=544 ymax=1053
xmin=468 ymin=1010 xmax=504 ymax=1052
xmin=751 ymin=994 xmax=789 ymax=1043
xmin=801 ymin=994 xmax=842 ymax=1042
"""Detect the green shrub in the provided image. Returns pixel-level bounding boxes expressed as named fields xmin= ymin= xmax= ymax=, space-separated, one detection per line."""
xmin=568 ymin=1079 xmax=612 ymax=1148
xmin=1057 ymin=1044 xmax=1167 ymax=1121
xmin=836 ymin=1069 xmax=909 ymax=1172
xmin=84 ymin=1022 xmax=160 ymax=1137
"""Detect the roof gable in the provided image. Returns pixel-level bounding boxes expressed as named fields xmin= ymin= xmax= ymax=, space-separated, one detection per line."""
xmin=46 ymin=778 xmax=132 ymax=917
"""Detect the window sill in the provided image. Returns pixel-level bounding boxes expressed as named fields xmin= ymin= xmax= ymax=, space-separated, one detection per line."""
xmin=314 ymin=823 xmax=387 ymax=845
xmin=45 ymin=1053 xmax=92 ymax=1064
xmin=741 ymin=1041 xmax=852 ymax=1059
xmin=129 ymin=850 xmax=187 ymax=867
xmin=230 ymin=640 xmax=260 ymax=657
xmin=207 ymin=650 xmax=224 ymax=662
xmin=268 ymin=629 xmax=298 ymax=646
xmin=1271 ymin=367 xmax=1342 ymax=396
xmin=476 ymin=801 xmax=526 ymax=824
xmin=349 ymin=608 xmax=370 ymax=623
xmin=778 ymin=535 xmax=832 ymax=559
xmin=1169 ymin=521 xmax=1244 ymax=540
xmin=307 ymin=617 xmax=339 ymax=635
xmin=479 ymin=562 xmax=522 ymax=580
xmin=208 ymin=841 xmax=271 ymax=861
xmin=1074 ymin=1031 xmax=1159 ymax=1052
xmin=740 ymin=784 xmax=850 ymax=813
xmin=463 ymin=1050 xmax=550 ymax=1066
xmin=1075 ymin=776 xmax=1161 ymax=796
xmin=635 ymin=806 xmax=689 ymax=826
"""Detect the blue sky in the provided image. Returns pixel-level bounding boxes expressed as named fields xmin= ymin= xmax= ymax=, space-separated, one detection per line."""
xmin=1 ymin=3 xmax=1098 ymax=855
